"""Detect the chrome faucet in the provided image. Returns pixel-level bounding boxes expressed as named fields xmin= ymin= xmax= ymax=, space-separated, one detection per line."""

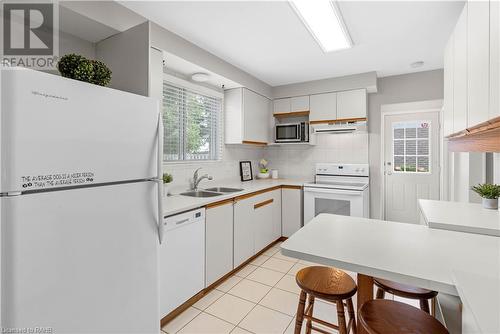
xmin=192 ymin=168 xmax=213 ymax=191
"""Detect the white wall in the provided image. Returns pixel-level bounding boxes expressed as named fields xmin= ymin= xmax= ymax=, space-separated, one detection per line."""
xmin=272 ymin=72 xmax=377 ymax=98
xmin=59 ymin=31 xmax=96 ymax=59
xmin=368 ymin=70 xmax=444 ymax=219
xmin=96 ymin=22 xmax=150 ymax=96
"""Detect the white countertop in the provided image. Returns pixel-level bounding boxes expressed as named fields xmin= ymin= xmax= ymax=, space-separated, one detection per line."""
xmin=281 ymin=214 xmax=500 ymax=333
xmin=162 ymin=178 xmax=309 ymax=217
xmin=419 ymin=199 xmax=500 ymax=236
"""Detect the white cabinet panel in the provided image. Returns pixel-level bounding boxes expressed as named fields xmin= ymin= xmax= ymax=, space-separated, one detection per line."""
xmin=206 ymin=202 xmax=234 ymax=287
xmin=243 ymin=88 xmax=271 ymax=143
xmin=491 ymin=0 xmax=500 ymax=119
xmin=234 ymin=190 xmax=281 ymax=267
xmin=467 ymin=0 xmax=490 ymax=127
xmin=224 ymin=88 xmax=271 ymax=144
xmin=282 ymin=188 xmax=302 ymax=237
xmin=337 ymin=89 xmax=367 ymax=119
xmin=290 ymin=96 xmax=310 ymax=112
xmin=273 ymin=98 xmax=291 ymax=114
xmin=453 ymin=5 xmax=468 ymax=132
xmin=444 ymin=36 xmax=454 ymax=136
xmin=234 ymin=196 xmax=256 ymax=267
xmin=310 ymin=92 xmax=337 ymax=122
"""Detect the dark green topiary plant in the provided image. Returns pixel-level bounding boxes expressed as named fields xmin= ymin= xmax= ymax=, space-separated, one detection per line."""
xmin=57 ymin=54 xmax=94 ymax=83
xmin=57 ymin=54 xmax=112 ymax=87
xmin=91 ymin=60 xmax=112 ymax=86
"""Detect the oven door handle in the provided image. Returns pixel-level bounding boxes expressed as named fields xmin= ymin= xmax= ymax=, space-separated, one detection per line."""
xmin=303 ymin=187 xmax=364 ymax=196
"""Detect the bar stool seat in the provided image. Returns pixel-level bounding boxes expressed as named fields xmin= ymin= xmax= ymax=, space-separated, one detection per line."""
xmin=295 ymin=266 xmax=357 ymax=334
xmin=374 ymin=278 xmax=438 ymax=314
xmin=359 ymin=299 xmax=448 ymax=334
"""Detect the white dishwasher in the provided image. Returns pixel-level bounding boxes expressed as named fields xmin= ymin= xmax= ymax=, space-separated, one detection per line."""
xmin=160 ymin=208 xmax=205 ymax=317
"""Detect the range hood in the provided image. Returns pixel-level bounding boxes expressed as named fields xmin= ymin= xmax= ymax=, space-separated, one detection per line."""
xmin=311 ymin=120 xmax=367 ymax=134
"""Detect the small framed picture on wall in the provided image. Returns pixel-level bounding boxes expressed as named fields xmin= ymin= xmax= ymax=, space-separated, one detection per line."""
xmin=239 ymin=161 xmax=253 ymax=182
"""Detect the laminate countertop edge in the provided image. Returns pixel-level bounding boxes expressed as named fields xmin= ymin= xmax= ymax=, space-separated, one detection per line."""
xmin=162 ymin=178 xmax=309 ymax=217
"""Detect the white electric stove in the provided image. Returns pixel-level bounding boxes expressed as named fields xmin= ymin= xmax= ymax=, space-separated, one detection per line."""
xmin=304 ymin=163 xmax=370 ymax=223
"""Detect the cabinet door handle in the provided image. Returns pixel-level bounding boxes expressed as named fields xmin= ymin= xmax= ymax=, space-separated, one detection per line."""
xmin=254 ymin=199 xmax=273 ymax=209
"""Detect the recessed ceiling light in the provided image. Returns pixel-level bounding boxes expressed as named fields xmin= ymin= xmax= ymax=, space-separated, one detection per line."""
xmin=290 ymin=0 xmax=352 ymax=53
xmin=410 ymin=61 xmax=425 ymax=68
xmin=191 ymin=73 xmax=210 ymax=82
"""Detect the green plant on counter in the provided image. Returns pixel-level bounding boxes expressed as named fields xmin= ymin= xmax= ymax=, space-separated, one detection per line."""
xmin=57 ymin=54 xmax=112 ymax=86
xmin=163 ymin=173 xmax=173 ymax=184
xmin=471 ymin=183 xmax=500 ymax=199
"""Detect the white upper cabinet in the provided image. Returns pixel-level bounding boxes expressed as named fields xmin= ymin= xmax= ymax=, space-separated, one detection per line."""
xmin=273 ymin=98 xmax=291 ymax=114
xmin=290 ymin=96 xmax=310 ymax=112
xmin=453 ymin=4 xmax=468 ymax=132
xmin=309 ymin=92 xmax=337 ymax=122
xmin=491 ymin=0 xmax=500 ymax=119
xmin=273 ymin=96 xmax=309 ymax=114
xmin=444 ymin=36 xmax=454 ymax=136
xmin=467 ymin=0 xmax=490 ymax=127
xmin=225 ymin=87 xmax=271 ymax=144
xmin=337 ymin=89 xmax=367 ymax=120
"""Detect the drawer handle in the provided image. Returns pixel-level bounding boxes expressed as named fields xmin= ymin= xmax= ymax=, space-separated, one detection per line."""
xmin=254 ymin=199 xmax=273 ymax=209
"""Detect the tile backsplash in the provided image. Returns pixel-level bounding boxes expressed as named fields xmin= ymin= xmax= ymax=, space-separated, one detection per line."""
xmin=263 ymin=132 xmax=369 ymax=178
xmin=163 ymin=132 xmax=368 ymax=192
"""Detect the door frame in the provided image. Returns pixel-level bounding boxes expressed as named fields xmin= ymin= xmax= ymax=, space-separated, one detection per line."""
xmin=379 ymin=99 xmax=443 ymax=220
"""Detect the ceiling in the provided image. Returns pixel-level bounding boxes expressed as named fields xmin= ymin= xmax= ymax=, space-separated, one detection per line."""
xmin=121 ymin=1 xmax=465 ymax=87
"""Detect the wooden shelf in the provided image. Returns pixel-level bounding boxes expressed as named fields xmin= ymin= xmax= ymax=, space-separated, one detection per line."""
xmin=446 ymin=116 xmax=500 ymax=152
xmin=273 ymin=111 xmax=310 ymax=118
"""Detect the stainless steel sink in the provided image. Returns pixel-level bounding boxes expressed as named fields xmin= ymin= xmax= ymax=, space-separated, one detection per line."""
xmin=180 ymin=191 xmax=222 ymax=198
xmin=204 ymin=187 xmax=244 ymax=193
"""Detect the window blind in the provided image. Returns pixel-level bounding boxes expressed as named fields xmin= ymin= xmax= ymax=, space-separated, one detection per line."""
xmin=162 ymin=82 xmax=222 ymax=162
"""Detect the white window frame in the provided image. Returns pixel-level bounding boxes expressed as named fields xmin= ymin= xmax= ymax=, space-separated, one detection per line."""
xmin=162 ymin=74 xmax=224 ymax=164
xmin=391 ymin=120 xmax=432 ymax=174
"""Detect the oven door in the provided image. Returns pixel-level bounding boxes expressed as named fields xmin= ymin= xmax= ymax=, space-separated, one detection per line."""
xmin=303 ymin=186 xmax=365 ymax=224
xmin=276 ymin=124 xmax=301 ymax=142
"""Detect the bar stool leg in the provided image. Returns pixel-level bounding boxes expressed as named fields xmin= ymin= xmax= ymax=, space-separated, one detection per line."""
xmin=305 ymin=295 xmax=315 ymax=334
xmin=376 ymin=288 xmax=385 ymax=299
xmin=295 ymin=290 xmax=307 ymax=334
xmin=420 ymin=299 xmax=430 ymax=314
xmin=336 ymin=300 xmax=347 ymax=334
xmin=346 ymin=298 xmax=357 ymax=334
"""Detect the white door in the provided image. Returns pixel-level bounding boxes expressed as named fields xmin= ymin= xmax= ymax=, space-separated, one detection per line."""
xmin=384 ymin=111 xmax=440 ymax=223
xmin=303 ymin=187 xmax=366 ymax=223
xmin=1 ymin=182 xmax=159 ymax=333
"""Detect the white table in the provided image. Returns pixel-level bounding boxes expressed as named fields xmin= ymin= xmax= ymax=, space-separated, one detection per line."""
xmin=281 ymin=214 xmax=500 ymax=334
xmin=419 ymin=199 xmax=500 ymax=237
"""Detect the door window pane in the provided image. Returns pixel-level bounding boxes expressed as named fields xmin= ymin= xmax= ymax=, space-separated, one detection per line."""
xmin=392 ymin=121 xmax=431 ymax=173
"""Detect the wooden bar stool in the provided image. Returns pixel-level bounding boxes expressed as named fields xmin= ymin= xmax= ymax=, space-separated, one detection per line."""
xmin=294 ymin=266 xmax=357 ymax=334
xmin=359 ymin=299 xmax=448 ymax=334
xmin=374 ymin=278 xmax=437 ymax=314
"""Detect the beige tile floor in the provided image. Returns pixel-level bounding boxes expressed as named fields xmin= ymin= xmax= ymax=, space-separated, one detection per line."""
xmin=161 ymin=241 xmax=419 ymax=334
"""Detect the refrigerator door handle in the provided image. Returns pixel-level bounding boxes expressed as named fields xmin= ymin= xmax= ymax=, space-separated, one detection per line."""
xmin=156 ymin=111 xmax=165 ymax=244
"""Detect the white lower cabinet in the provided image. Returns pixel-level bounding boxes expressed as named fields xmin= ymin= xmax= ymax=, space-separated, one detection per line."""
xmin=281 ymin=187 xmax=302 ymax=237
xmin=205 ymin=201 xmax=234 ymax=287
xmin=234 ymin=189 xmax=282 ymax=267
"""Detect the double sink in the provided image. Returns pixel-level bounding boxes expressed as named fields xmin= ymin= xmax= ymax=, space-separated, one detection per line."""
xmin=181 ymin=187 xmax=244 ymax=198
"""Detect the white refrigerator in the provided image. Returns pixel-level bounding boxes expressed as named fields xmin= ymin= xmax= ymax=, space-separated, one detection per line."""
xmin=0 ymin=68 xmax=163 ymax=333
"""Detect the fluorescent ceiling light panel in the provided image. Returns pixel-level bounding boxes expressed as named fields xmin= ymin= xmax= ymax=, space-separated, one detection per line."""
xmin=290 ymin=0 xmax=352 ymax=53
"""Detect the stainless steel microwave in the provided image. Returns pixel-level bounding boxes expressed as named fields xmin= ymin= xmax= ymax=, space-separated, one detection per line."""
xmin=275 ymin=122 xmax=309 ymax=142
